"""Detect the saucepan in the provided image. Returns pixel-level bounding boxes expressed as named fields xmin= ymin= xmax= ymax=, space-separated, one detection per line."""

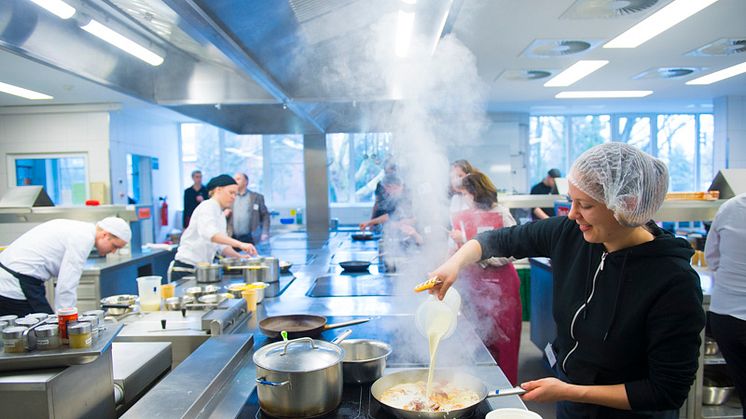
xmin=340 ymin=339 xmax=392 ymax=383
xmin=371 ymin=369 xmax=526 ymax=419
xmin=258 ymin=314 xmax=370 ymax=339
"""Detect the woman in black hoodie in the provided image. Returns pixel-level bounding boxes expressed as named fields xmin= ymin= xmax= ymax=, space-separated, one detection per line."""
xmin=430 ymin=143 xmax=705 ymax=418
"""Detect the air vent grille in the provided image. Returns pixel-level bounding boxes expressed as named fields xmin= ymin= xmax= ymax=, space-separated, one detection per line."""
xmin=498 ymin=70 xmax=554 ymax=81
xmin=561 ymin=0 xmax=660 ymax=19
xmin=522 ymin=39 xmax=602 ymax=58
xmin=687 ymin=38 xmax=746 ymax=57
xmin=633 ymin=67 xmax=701 ymax=80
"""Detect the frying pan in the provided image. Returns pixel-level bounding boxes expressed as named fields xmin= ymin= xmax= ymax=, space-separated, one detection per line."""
xmin=371 ymin=369 xmax=526 ymax=419
xmin=338 ymin=254 xmax=382 ymax=272
xmin=258 ymin=314 xmax=370 ymax=339
xmin=351 ymin=231 xmax=375 ymax=241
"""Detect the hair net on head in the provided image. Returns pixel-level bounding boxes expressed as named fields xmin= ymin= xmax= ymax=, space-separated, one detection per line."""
xmin=568 ymin=143 xmax=669 ymax=227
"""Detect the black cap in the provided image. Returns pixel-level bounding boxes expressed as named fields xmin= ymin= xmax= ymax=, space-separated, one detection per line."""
xmin=206 ymin=174 xmax=237 ymax=191
xmin=548 ymin=168 xmax=562 ymax=178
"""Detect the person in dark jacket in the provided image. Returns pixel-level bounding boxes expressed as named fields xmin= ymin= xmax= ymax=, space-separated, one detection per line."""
xmin=430 ymin=143 xmax=705 ymax=418
xmin=183 ymin=170 xmax=209 ymax=228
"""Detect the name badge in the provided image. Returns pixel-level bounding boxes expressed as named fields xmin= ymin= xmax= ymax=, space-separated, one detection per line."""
xmin=253 ymin=204 xmax=259 ymax=210
xmin=545 ymin=342 xmax=557 ymax=368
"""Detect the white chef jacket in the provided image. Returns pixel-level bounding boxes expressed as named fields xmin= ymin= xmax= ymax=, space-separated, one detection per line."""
xmin=704 ymin=192 xmax=746 ymax=321
xmin=0 ymin=219 xmax=96 ymax=310
xmin=175 ymin=198 xmax=227 ymax=266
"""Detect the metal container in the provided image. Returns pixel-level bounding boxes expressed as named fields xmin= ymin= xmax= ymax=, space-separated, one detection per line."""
xmin=165 ymin=296 xmax=195 ymax=310
xmin=264 ymin=281 xmax=281 ymax=298
xmin=26 ymin=313 xmax=50 ymax=322
xmin=339 ymin=339 xmax=392 ymax=384
xmin=702 ymin=385 xmax=735 ymax=405
xmin=243 ymin=265 xmax=268 ymax=284
xmin=704 ymin=338 xmax=719 ymax=356
xmin=100 ymin=295 xmax=137 ymax=315
xmin=15 ymin=317 xmax=40 ymax=328
xmin=253 ymin=337 xmax=344 ymax=418
xmin=34 ymin=324 xmax=61 ymax=350
xmin=0 ymin=315 xmax=18 ymax=326
xmin=82 ymin=310 xmax=105 ymax=324
xmin=195 ymin=264 xmax=223 ymax=283
xmin=226 ymin=284 xmax=247 ymax=298
xmin=262 ymin=257 xmax=280 ymax=283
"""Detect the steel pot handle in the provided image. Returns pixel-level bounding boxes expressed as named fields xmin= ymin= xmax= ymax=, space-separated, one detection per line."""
xmin=255 ymin=377 xmax=290 ymax=387
xmin=171 ymin=267 xmax=195 ymax=273
xmin=281 ymin=337 xmax=316 ymax=355
xmin=486 ymin=387 xmax=527 ymax=397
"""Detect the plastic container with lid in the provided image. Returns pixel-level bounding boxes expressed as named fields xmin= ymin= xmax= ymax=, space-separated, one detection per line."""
xmin=68 ymin=322 xmax=93 ymax=349
xmin=136 ymin=276 xmax=162 ymax=311
xmin=57 ymin=307 xmax=78 ymax=344
xmin=3 ymin=326 xmax=28 ymax=353
xmin=34 ymin=324 xmax=61 ymax=350
xmin=415 ymin=287 xmax=461 ymax=340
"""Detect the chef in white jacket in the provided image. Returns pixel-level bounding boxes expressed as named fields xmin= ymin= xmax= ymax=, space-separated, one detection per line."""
xmin=0 ymin=217 xmax=131 ymax=316
xmin=171 ymin=174 xmax=257 ymax=281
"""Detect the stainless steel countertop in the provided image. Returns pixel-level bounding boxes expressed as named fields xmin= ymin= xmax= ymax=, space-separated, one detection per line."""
xmin=83 ymin=247 xmax=173 ymax=272
xmin=126 ymin=231 xmax=525 ymax=417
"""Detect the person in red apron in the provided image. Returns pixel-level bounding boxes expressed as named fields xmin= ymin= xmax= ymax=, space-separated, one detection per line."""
xmin=451 ymin=171 xmax=522 ymax=385
xmin=0 ymin=217 xmax=131 ymax=316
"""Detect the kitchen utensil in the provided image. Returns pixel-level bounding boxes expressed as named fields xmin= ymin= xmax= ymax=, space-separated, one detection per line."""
xmin=228 ymin=264 xmax=269 ymax=283
xmin=164 ymin=296 xmax=195 ymax=311
xmin=279 ymin=260 xmax=292 ymax=273
xmin=338 ymin=254 xmax=380 ymax=272
xmin=247 ymin=282 xmax=268 ymax=303
xmin=414 ymin=277 xmax=442 ymax=292
xmin=226 ymin=283 xmax=247 ymax=298
xmin=258 ymin=314 xmax=370 ymax=339
xmin=100 ymin=295 xmax=137 ymax=315
xmin=241 ymin=288 xmax=257 ymax=312
xmin=339 ymin=339 xmax=392 ymax=383
xmin=703 ymin=368 xmax=735 ymax=405
xmin=253 ymin=336 xmax=345 ymax=417
xmin=704 ymin=337 xmax=719 ymax=356
xmin=262 ymin=256 xmax=281 ymax=283
xmin=172 ymin=264 xmax=223 ymax=283
xmin=415 ymin=287 xmax=461 ymax=340
xmin=371 ymin=369 xmax=527 ymax=419
xmin=486 ymin=408 xmax=542 ymax=418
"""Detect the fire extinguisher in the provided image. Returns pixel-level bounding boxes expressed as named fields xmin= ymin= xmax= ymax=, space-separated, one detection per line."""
xmin=160 ymin=196 xmax=169 ymax=226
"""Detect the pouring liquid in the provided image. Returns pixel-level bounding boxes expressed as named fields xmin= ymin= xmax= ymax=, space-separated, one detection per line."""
xmin=425 ymin=309 xmax=452 ymax=398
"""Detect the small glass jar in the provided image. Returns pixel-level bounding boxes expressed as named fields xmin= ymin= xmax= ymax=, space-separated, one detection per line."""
xmin=34 ymin=324 xmax=61 ymax=350
xmin=3 ymin=326 xmax=28 ymax=353
xmin=0 ymin=315 xmax=18 ymax=326
xmin=57 ymin=307 xmax=78 ymax=344
xmin=26 ymin=313 xmax=50 ymax=322
xmin=77 ymin=316 xmax=100 ymax=339
xmin=82 ymin=310 xmax=105 ymax=324
xmin=68 ymin=322 xmax=92 ymax=349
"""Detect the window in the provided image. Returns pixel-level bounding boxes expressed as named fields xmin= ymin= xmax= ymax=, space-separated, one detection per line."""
xmin=529 ymin=113 xmax=714 ymax=193
xmin=12 ymin=154 xmax=88 ymax=205
xmin=326 ymin=133 xmax=393 ymax=204
xmin=529 ymin=116 xmax=566 ymax=186
xmin=657 ymin=114 xmax=696 ymax=192
xmin=266 ymin=135 xmax=305 ymax=206
xmin=223 ymin=132 xmax=263 ymax=191
xmin=569 ymin=115 xmax=610 ymax=162
xmin=180 ymin=123 xmax=221 ymax=187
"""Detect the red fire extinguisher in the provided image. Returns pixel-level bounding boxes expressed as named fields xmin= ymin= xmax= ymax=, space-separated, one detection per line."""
xmin=160 ymin=197 xmax=169 ymax=226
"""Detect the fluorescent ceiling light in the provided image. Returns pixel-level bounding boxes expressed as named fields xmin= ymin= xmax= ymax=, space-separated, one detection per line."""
xmin=556 ymin=91 xmax=653 ymax=99
xmin=686 ymin=61 xmax=746 ymax=85
xmin=544 ymin=60 xmax=609 ymax=87
xmin=604 ymin=0 xmax=721 ymax=49
xmin=0 ymin=81 xmax=53 ymax=100
xmin=28 ymin=0 xmax=76 ymax=19
xmin=395 ymin=10 xmax=415 ymax=58
xmin=81 ymin=19 xmax=164 ymax=66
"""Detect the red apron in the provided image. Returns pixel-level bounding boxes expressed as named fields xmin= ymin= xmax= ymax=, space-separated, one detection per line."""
xmin=452 ymin=209 xmax=522 ymax=385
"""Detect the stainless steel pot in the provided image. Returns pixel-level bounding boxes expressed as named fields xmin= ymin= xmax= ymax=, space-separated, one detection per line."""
xmin=262 ymin=256 xmax=281 ymax=283
xmin=340 ymin=339 xmax=392 ymax=383
xmin=196 ymin=264 xmax=222 ymax=283
xmin=253 ymin=337 xmax=345 ymax=417
xmin=228 ymin=265 xmax=269 ymax=283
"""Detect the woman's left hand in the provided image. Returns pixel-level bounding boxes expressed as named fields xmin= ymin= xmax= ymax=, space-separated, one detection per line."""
xmin=520 ymin=378 xmax=572 ymax=402
xmin=239 ymin=242 xmax=258 ymax=256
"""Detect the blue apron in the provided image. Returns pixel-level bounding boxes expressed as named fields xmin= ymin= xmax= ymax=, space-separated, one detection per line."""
xmin=0 ymin=261 xmax=54 ymax=316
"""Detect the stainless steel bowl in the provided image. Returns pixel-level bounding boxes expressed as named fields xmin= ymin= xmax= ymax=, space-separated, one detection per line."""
xmin=165 ymin=296 xmax=194 ymax=311
xmin=198 ymin=294 xmax=225 ymax=305
xmin=339 ymin=339 xmax=392 ymax=384
xmin=185 ymin=286 xmax=206 ymax=300
xmin=100 ymin=295 xmax=138 ymax=315
xmin=702 ymin=385 xmax=735 ymax=405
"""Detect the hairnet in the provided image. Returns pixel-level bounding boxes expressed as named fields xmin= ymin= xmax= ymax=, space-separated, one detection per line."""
xmin=568 ymin=143 xmax=669 ymax=227
xmin=97 ymin=217 xmax=132 ymax=243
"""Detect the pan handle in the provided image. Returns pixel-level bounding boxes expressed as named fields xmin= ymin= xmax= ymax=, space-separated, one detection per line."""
xmin=171 ymin=267 xmax=195 ymax=273
xmin=486 ymin=387 xmax=527 ymax=397
xmin=323 ymin=318 xmax=371 ymax=330
xmin=331 ymin=329 xmax=352 ymax=345
xmin=255 ymin=377 xmax=290 ymax=387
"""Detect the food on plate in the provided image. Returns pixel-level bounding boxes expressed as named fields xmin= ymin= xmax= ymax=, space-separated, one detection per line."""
xmin=379 ymin=381 xmax=480 ymax=412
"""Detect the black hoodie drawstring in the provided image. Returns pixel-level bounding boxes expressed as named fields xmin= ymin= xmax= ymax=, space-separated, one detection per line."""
xmin=603 ymin=251 xmax=629 ymax=342
xmin=582 ymin=246 xmax=594 ymax=320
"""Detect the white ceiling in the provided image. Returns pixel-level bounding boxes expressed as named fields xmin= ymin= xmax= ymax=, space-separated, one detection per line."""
xmin=0 ymin=0 xmax=744 ymax=118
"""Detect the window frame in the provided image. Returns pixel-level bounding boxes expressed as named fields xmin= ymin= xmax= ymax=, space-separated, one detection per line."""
xmin=7 ymin=152 xmax=90 ymax=204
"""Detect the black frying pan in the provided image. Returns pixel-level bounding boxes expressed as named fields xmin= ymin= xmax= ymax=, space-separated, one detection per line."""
xmin=258 ymin=314 xmax=370 ymax=339
xmin=339 ymin=260 xmax=373 ymax=272
xmin=351 ymin=231 xmax=375 ymax=241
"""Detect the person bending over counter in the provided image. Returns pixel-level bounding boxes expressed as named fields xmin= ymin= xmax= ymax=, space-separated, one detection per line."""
xmin=0 ymin=217 xmax=131 ymax=316
xmin=172 ymin=175 xmax=257 ymax=281
xmin=430 ymin=143 xmax=705 ymax=418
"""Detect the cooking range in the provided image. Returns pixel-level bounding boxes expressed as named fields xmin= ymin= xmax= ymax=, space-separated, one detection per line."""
xmin=239 ymin=379 xmax=493 ymax=418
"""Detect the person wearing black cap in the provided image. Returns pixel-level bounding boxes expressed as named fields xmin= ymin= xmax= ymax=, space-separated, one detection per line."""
xmin=172 ymin=174 xmax=257 ymax=281
xmin=530 ymin=168 xmax=562 ymax=220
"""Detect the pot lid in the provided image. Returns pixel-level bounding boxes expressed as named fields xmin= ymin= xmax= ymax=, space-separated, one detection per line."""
xmin=253 ymin=338 xmax=343 ymax=372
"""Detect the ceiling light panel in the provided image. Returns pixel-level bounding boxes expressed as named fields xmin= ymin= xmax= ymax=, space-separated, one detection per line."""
xmin=544 ymin=60 xmax=609 ymax=87
xmin=686 ymin=61 xmax=746 ymax=85
xmin=28 ymin=0 xmax=76 ymax=19
xmin=81 ymin=19 xmax=164 ymax=66
xmin=0 ymin=81 xmax=54 ymax=100
xmin=604 ymin=0 xmax=721 ymax=49
xmin=556 ymin=90 xmax=653 ymax=98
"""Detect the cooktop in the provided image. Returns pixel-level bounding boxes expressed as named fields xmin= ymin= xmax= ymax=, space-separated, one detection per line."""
xmin=238 ymin=382 xmax=492 ymax=418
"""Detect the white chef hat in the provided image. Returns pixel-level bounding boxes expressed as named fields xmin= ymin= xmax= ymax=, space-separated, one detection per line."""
xmin=568 ymin=143 xmax=669 ymax=227
xmin=97 ymin=217 xmax=132 ymax=243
